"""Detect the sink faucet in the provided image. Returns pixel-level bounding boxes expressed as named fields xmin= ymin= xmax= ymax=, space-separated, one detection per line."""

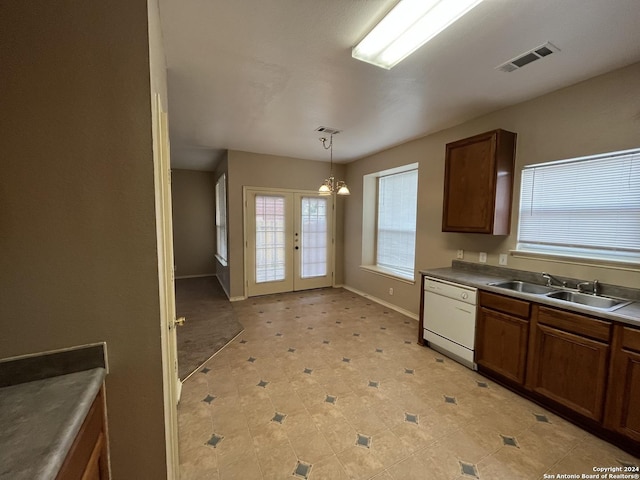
xmin=541 ymin=272 xmax=566 ymax=288
xmin=577 ymin=280 xmax=599 ymax=295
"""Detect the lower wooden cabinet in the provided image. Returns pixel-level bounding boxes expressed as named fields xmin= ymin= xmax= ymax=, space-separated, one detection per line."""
xmin=472 ymin=289 xmax=640 ymax=454
xmin=526 ymin=306 xmax=611 ymax=422
xmin=605 ymin=325 xmax=640 ymax=442
xmin=56 ymin=388 xmax=109 ymax=480
xmin=476 ymin=291 xmax=531 ymax=384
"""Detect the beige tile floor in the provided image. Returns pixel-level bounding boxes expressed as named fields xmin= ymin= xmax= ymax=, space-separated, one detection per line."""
xmin=178 ymin=288 xmax=639 ymax=480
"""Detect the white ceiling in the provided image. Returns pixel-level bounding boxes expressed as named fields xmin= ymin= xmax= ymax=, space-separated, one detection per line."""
xmin=159 ymin=0 xmax=640 ymax=170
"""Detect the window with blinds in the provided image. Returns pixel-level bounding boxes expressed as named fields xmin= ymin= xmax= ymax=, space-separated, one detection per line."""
xmin=215 ymin=173 xmax=228 ymax=265
xmin=376 ymin=169 xmax=418 ymax=278
xmin=517 ymin=148 xmax=640 ymax=264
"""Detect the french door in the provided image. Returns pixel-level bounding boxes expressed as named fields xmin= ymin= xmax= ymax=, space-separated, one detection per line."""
xmin=245 ymin=188 xmax=334 ymax=297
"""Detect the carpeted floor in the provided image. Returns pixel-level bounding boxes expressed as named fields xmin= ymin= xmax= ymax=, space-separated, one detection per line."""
xmin=175 ymin=276 xmax=244 ymax=380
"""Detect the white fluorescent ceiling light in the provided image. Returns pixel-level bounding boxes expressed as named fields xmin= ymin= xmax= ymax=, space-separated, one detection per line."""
xmin=352 ymin=0 xmax=484 ymax=69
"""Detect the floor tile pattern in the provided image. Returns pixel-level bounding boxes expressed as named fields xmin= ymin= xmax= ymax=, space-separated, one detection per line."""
xmin=178 ymin=287 xmax=639 ymax=479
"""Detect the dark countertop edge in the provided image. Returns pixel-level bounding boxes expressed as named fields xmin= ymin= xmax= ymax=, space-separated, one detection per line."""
xmin=419 ymin=267 xmax=640 ymax=327
xmin=41 ymin=368 xmax=106 ymax=480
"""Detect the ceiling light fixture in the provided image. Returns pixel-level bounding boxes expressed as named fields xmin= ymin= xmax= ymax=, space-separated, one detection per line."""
xmin=318 ymin=133 xmax=350 ymax=196
xmin=352 ymin=0 xmax=484 ymax=69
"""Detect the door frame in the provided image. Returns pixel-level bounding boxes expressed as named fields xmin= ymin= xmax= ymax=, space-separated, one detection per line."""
xmin=243 ymin=186 xmax=336 ymax=298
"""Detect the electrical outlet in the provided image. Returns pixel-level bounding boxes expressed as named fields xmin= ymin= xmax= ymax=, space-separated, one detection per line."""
xmin=389 ymin=287 xmax=394 ymax=295
xmin=456 ymin=249 xmax=464 ymax=259
xmin=479 ymin=252 xmax=487 ymax=263
xmin=499 ymin=253 xmax=508 ymax=265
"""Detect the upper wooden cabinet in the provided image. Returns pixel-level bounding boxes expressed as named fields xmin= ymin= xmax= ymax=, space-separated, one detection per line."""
xmin=442 ymin=129 xmax=517 ymax=234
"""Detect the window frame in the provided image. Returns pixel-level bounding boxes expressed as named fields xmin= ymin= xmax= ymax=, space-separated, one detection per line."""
xmin=361 ymin=163 xmax=419 ymax=282
xmin=215 ymin=173 xmax=228 ymax=266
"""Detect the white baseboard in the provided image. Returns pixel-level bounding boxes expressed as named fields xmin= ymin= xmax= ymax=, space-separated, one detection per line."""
xmin=341 ymin=285 xmax=419 ymax=321
xmin=229 ymin=296 xmax=246 ymax=302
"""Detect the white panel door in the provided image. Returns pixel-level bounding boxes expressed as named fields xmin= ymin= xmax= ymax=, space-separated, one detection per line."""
xmin=245 ymin=189 xmax=333 ymax=297
xmin=153 ymin=95 xmax=180 ymax=477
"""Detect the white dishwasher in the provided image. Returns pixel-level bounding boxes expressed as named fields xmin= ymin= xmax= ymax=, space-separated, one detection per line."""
xmin=423 ymin=276 xmax=478 ymax=370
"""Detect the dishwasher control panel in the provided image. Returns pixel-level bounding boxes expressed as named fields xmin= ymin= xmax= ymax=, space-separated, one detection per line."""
xmin=424 ymin=277 xmax=477 ymax=305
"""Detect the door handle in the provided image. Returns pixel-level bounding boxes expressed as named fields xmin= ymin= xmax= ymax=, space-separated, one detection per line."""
xmin=175 ymin=316 xmax=186 ymax=326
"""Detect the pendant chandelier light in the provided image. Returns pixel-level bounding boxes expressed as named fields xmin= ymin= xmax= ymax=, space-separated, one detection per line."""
xmin=318 ymin=133 xmax=350 ymax=196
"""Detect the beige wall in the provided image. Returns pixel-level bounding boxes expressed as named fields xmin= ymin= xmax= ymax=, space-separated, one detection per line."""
xmin=227 ymin=150 xmax=346 ymax=298
xmin=171 ymin=169 xmax=216 ymax=277
xmin=344 ymin=62 xmax=640 ymax=315
xmin=0 ymin=2 xmax=168 ymax=478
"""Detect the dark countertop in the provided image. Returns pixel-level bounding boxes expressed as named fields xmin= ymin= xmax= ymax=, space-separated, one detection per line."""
xmin=0 ymin=345 xmax=107 ymax=480
xmin=0 ymin=367 xmax=106 ymax=480
xmin=420 ymin=265 xmax=640 ymax=327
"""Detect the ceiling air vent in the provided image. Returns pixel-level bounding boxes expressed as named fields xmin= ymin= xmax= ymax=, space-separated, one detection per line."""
xmin=496 ymin=42 xmax=560 ymax=73
xmin=315 ymin=126 xmax=341 ymax=135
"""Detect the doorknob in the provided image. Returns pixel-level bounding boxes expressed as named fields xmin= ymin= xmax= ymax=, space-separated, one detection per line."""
xmin=175 ymin=316 xmax=186 ymax=326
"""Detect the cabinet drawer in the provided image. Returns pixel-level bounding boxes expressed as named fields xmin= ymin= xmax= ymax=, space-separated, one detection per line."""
xmin=479 ymin=291 xmax=530 ymax=319
xmin=536 ymin=306 xmax=610 ymax=342
xmin=622 ymin=326 xmax=640 ymax=353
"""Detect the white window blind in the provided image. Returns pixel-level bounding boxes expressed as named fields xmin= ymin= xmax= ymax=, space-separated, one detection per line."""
xmin=517 ymin=148 xmax=640 ymax=263
xmin=215 ymin=174 xmax=228 ymax=264
xmin=376 ymin=169 xmax=418 ymax=278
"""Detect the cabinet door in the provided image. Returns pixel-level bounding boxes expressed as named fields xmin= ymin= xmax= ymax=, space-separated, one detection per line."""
xmin=56 ymin=389 xmax=109 ymax=480
xmin=527 ymin=322 xmax=609 ymax=421
xmin=442 ymin=129 xmax=516 ymax=234
xmin=608 ymin=349 xmax=640 ymax=441
xmin=476 ymin=307 xmax=529 ymax=384
xmin=442 ymin=133 xmax=495 ymax=233
xmin=605 ymin=326 xmax=640 ymax=442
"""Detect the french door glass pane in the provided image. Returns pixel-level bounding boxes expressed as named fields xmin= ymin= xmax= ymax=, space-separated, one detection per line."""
xmin=301 ymin=197 xmax=327 ymax=278
xmin=255 ymin=195 xmax=286 ymax=283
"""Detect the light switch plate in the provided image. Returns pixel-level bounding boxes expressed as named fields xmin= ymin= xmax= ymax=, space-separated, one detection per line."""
xmin=499 ymin=253 xmax=508 ymax=265
xmin=479 ymin=252 xmax=487 ymax=263
xmin=456 ymin=249 xmax=464 ymax=259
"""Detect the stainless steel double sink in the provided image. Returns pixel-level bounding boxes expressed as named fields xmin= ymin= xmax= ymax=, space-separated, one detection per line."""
xmin=488 ymin=280 xmax=632 ymax=312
